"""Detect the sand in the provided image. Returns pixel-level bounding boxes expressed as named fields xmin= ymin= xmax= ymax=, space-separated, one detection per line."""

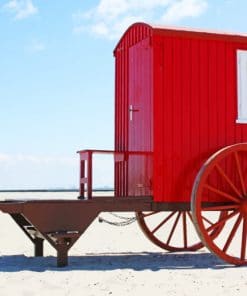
xmin=0 ymin=192 xmax=246 ymax=295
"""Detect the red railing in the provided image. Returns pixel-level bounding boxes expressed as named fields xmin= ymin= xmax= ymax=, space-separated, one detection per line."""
xmin=77 ymin=149 xmax=153 ymax=199
xmin=77 ymin=150 xmax=124 ymax=199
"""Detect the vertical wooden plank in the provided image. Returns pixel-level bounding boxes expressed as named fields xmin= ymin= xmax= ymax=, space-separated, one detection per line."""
xmin=208 ymin=41 xmax=217 ymax=152
xmin=171 ymin=37 xmax=183 ymax=200
xmin=189 ymin=38 xmax=201 ymax=200
xmin=115 ymin=53 xmax=119 ymax=195
xmin=124 ymin=45 xmax=128 ymax=196
xmin=154 ymin=36 xmax=173 ymax=202
xmin=199 ymin=39 xmax=209 ymax=159
xmin=149 ymin=37 xmax=154 ymax=196
xmin=120 ymin=51 xmax=124 ymax=196
xmin=208 ymin=41 xmax=219 ymax=201
xmin=153 ymin=36 xmax=163 ymax=201
xmin=180 ymin=38 xmax=191 ymax=201
xmin=216 ymin=41 xmax=227 ymax=147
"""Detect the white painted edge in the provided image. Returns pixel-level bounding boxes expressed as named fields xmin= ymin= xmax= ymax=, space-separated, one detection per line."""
xmin=236 ymin=50 xmax=247 ymax=123
xmin=236 ymin=119 xmax=247 ymax=124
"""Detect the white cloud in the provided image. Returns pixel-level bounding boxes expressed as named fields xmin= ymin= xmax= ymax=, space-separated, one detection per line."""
xmin=73 ymin=0 xmax=208 ymax=40
xmin=3 ymin=0 xmax=38 ymax=20
xmin=91 ymin=22 xmax=109 ymax=36
xmin=96 ymin=0 xmax=129 ymax=20
xmin=162 ymin=0 xmax=208 ymax=23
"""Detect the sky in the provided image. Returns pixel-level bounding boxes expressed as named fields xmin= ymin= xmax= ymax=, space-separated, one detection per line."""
xmin=0 ymin=0 xmax=247 ymax=189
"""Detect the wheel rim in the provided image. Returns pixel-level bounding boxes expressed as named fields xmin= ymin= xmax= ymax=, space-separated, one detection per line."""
xmin=136 ymin=210 xmax=208 ymax=251
xmin=192 ymin=143 xmax=247 ymax=265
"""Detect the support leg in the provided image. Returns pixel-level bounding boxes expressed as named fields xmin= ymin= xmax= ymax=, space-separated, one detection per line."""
xmin=34 ymin=238 xmax=44 ymax=257
xmin=57 ymin=245 xmax=68 ymax=267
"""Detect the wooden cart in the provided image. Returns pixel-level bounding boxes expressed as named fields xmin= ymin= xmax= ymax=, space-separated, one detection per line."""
xmin=1 ymin=23 xmax=247 ymax=267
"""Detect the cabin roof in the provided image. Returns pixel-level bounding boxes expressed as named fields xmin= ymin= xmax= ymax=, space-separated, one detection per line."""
xmin=114 ymin=22 xmax=247 ymax=54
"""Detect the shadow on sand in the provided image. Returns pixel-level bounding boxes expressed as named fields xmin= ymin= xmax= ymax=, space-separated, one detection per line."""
xmin=0 ymin=252 xmax=241 ymax=272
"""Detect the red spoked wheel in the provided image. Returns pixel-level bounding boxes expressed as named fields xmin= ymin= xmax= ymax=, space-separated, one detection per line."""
xmin=136 ymin=210 xmax=225 ymax=251
xmin=192 ymin=143 xmax=247 ymax=265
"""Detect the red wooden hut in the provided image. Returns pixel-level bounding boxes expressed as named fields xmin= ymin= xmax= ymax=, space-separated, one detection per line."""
xmin=114 ymin=22 xmax=247 ymax=203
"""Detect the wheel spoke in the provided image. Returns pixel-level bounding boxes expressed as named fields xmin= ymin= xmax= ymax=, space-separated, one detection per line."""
xmin=142 ymin=211 xmax=161 ymax=218
xmin=201 ymin=215 xmax=214 ymax=226
xmin=206 ymin=210 xmax=239 ymax=232
xmin=183 ymin=212 xmax=188 ymax=248
xmin=223 ymin=214 xmax=242 ymax=252
xmin=241 ymin=217 xmax=247 ymax=260
xmin=215 ymin=164 xmax=242 ymax=198
xmin=137 ymin=211 xmax=204 ymax=252
xmin=166 ymin=212 xmax=181 ymax=245
xmin=204 ymin=184 xmax=240 ymax=204
xmin=151 ymin=211 xmax=177 ymax=234
xmin=234 ymin=152 xmax=247 ymax=196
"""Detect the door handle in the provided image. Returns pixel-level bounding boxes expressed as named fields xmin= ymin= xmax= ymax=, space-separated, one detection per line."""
xmin=129 ymin=104 xmax=139 ymax=121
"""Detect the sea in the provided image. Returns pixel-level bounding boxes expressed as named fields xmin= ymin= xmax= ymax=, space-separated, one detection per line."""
xmin=0 ymin=190 xmax=114 ymax=201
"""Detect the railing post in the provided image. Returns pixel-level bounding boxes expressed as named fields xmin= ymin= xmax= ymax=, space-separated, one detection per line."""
xmin=80 ymin=159 xmax=85 ymax=197
xmin=87 ymin=151 xmax=93 ymax=199
xmin=78 ymin=149 xmax=127 ymax=199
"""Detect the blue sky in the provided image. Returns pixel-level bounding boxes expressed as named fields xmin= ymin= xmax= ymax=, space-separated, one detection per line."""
xmin=0 ymin=0 xmax=247 ymax=189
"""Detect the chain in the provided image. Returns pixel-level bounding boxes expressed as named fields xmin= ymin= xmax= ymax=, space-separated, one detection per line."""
xmin=98 ymin=212 xmax=137 ymax=226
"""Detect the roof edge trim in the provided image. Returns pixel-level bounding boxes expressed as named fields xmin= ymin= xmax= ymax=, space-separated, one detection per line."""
xmin=113 ymin=22 xmax=152 ymax=55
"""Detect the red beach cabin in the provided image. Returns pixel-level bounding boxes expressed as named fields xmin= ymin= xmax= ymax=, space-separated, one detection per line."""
xmin=114 ymin=22 xmax=247 ymax=202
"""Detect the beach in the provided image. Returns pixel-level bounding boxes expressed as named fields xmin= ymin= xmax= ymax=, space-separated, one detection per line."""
xmin=0 ymin=192 xmax=246 ymax=296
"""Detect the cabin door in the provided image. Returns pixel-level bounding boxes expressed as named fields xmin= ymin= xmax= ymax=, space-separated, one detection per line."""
xmin=128 ymin=39 xmax=153 ymax=196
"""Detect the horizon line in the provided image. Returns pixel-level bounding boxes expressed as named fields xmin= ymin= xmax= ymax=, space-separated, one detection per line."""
xmin=0 ymin=188 xmax=114 ymax=193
